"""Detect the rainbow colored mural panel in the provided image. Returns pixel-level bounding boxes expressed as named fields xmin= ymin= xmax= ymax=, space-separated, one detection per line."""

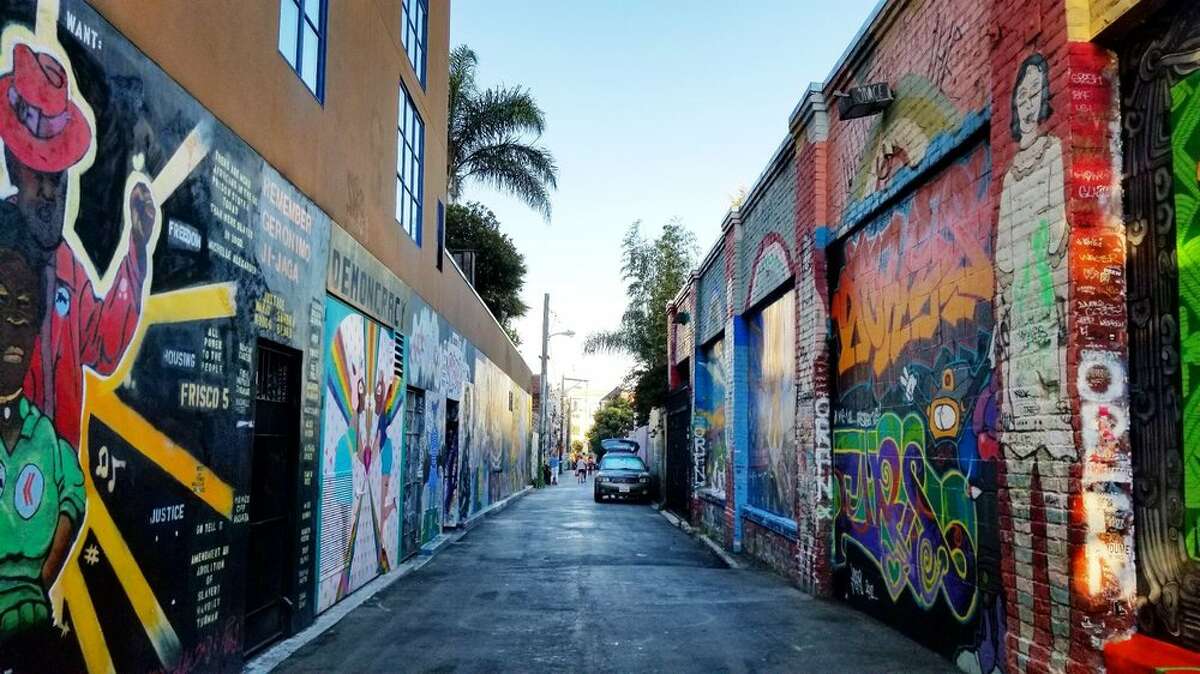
xmin=317 ymin=297 xmax=403 ymax=613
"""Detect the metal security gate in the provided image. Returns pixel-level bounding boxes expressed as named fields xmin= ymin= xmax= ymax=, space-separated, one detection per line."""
xmin=400 ymin=386 xmax=424 ymax=561
xmin=243 ymin=341 xmax=301 ymax=656
xmin=664 ymin=387 xmax=692 ymax=518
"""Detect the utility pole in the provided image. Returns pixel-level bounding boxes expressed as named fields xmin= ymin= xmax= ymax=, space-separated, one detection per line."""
xmin=561 ymin=375 xmax=588 ymax=467
xmin=538 ymin=293 xmax=550 ymax=486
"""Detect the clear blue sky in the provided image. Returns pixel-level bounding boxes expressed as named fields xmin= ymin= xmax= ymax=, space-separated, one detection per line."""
xmin=451 ymin=0 xmax=880 ymax=408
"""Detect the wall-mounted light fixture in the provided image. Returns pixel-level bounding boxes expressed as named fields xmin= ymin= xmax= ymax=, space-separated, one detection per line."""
xmin=833 ymin=82 xmax=894 ymax=120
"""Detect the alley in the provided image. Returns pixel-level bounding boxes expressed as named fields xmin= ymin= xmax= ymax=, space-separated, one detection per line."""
xmin=276 ymin=478 xmax=952 ymax=673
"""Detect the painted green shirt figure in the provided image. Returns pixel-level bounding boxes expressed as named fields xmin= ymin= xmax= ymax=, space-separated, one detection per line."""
xmin=0 ymin=396 xmax=86 ymax=635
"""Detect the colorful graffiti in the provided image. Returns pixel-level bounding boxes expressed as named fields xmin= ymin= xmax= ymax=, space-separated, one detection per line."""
xmin=0 ymin=0 xmax=330 ymax=670
xmin=747 ymin=288 xmax=796 ymax=518
xmin=1174 ymin=70 xmax=1200 ymax=558
xmin=830 ymin=141 xmax=999 ymax=667
xmin=833 ymin=413 xmax=977 ymax=620
xmin=317 ymin=298 xmax=403 ymax=613
xmin=694 ymin=338 xmax=727 ymax=497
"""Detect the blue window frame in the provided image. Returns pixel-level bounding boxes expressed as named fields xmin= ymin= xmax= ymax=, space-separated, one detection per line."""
xmin=402 ymin=0 xmax=428 ymax=87
xmin=278 ymin=0 xmax=326 ymax=99
xmin=397 ymin=84 xmax=425 ymax=244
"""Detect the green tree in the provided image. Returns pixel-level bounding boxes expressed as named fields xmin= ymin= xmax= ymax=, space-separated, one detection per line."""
xmin=585 ymin=219 xmax=697 ymax=423
xmin=448 ymin=45 xmax=558 ymax=218
xmin=586 ymin=396 xmax=636 ymax=458
xmin=445 ymin=202 xmax=528 ymax=342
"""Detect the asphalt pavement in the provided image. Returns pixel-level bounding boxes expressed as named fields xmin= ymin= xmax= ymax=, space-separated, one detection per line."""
xmin=275 ymin=474 xmax=954 ymax=673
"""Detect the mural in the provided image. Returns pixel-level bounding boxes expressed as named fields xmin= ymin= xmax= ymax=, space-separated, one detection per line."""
xmin=1120 ymin=6 xmax=1200 ymax=648
xmin=746 ymin=288 xmax=796 ymax=518
xmin=0 ymin=0 xmax=330 ymax=671
xmin=316 ymin=297 xmax=402 ymax=614
xmin=826 ymin=0 xmax=991 ymax=227
xmin=694 ymin=338 xmax=727 ymax=497
xmin=325 ymin=227 xmax=533 ymax=563
xmin=830 ymin=142 xmax=1002 ymax=669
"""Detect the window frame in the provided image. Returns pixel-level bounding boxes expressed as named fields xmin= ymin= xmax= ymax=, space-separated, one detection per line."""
xmin=277 ymin=0 xmax=328 ymax=101
xmin=401 ymin=0 xmax=429 ymax=88
xmin=396 ymin=82 xmax=425 ymax=246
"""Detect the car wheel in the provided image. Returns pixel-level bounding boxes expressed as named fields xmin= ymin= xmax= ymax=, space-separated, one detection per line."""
xmin=593 ymin=491 xmax=602 ymax=503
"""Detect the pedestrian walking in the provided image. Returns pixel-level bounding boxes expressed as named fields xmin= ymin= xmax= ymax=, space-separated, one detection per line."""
xmin=549 ymin=455 xmax=559 ymax=484
xmin=576 ymin=456 xmax=587 ymax=483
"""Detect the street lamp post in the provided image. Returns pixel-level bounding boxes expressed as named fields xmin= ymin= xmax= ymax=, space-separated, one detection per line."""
xmin=537 ymin=293 xmax=574 ymax=486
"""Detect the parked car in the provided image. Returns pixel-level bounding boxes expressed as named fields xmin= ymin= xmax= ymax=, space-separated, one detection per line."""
xmin=594 ymin=453 xmax=653 ymax=503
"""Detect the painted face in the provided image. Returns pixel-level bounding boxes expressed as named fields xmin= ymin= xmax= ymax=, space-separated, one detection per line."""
xmin=1015 ymin=65 xmax=1045 ymax=140
xmin=0 ymin=249 xmax=40 ymax=395
xmin=6 ymin=151 xmax=66 ymax=252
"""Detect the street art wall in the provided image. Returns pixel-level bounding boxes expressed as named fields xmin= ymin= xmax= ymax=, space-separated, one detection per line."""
xmin=746 ymin=288 xmax=796 ymax=519
xmin=824 ymin=0 xmax=990 ymax=231
xmin=694 ymin=337 xmax=727 ymax=498
xmin=829 ymin=143 xmax=1004 ymax=670
xmin=317 ymin=297 xmax=402 ymax=614
xmin=0 ymin=0 xmax=330 ymax=671
xmin=325 ymin=225 xmax=532 ymax=563
xmin=1120 ymin=4 xmax=1200 ymax=651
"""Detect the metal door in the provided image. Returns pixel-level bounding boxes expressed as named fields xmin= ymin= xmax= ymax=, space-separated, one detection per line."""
xmin=243 ymin=341 xmax=301 ymax=656
xmin=664 ymin=387 xmax=692 ymax=518
xmin=442 ymin=400 xmax=460 ymax=527
xmin=400 ymin=387 xmax=425 ymax=560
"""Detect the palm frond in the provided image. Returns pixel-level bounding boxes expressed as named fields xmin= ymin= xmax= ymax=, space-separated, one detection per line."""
xmin=461 ymin=142 xmax=558 ymax=218
xmin=583 ymin=330 xmax=635 ymax=355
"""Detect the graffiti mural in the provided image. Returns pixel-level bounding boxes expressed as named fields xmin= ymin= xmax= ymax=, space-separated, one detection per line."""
xmin=316 ymin=297 xmax=402 ymax=614
xmin=1119 ymin=6 xmax=1200 ymax=648
xmin=325 ymin=227 xmax=533 ymax=556
xmin=830 ymin=142 xmax=1001 ymax=668
xmin=747 ymin=288 xmax=796 ymax=518
xmin=694 ymin=338 xmax=727 ymax=497
xmin=0 ymin=0 xmax=330 ymax=671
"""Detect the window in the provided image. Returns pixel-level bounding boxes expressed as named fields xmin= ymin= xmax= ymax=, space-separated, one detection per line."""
xmin=402 ymin=0 xmax=428 ymax=87
xmin=278 ymin=0 xmax=326 ymax=98
xmin=405 ymin=387 xmax=425 ymax=461
xmin=436 ymin=199 xmax=445 ymax=270
xmin=396 ymin=84 xmax=425 ymax=244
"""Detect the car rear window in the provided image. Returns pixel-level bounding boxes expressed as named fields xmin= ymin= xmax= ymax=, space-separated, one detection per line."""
xmin=601 ymin=455 xmax=646 ymax=471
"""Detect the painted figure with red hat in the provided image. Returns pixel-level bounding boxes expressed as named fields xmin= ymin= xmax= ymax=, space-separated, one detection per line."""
xmin=0 ymin=42 xmax=156 ymax=448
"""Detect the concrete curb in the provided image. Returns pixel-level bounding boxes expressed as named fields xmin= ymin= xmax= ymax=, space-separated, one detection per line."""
xmin=244 ymin=485 xmax=534 ymax=673
xmin=657 ymin=509 xmax=741 ymax=570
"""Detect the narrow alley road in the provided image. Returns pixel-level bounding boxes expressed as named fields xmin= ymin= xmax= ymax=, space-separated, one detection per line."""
xmin=275 ymin=477 xmax=953 ymax=673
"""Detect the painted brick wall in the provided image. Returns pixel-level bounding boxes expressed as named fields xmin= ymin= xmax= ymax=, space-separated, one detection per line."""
xmin=792 ymin=116 xmax=835 ymax=599
xmin=741 ymin=519 xmax=800 ymax=583
xmin=824 ymin=0 xmax=991 ymax=232
xmin=989 ymin=0 xmax=1134 ymax=671
xmin=740 ymin=155 xmax=798 ymax=312
xmin=696 ymin=246 xmax=728 ymax=346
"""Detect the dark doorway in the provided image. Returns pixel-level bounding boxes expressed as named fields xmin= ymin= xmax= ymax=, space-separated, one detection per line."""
xmin=243 ymin=340 xmax=302 ymax=656
xmin=400 ymin=387 xmax=425 ymax=561
xmin=442 ymin=399 xmax=460 ymax=527
xmin=664 ymin=386 xmax=692 ymax=518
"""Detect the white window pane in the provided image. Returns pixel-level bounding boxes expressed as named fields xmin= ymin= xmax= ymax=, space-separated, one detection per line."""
xmin=416 ymin=3 xmax=425 ymax=34
xmin=279 ymin=0 xmax=299 ymax=65
xmin=395 ymin=179 xmax=404 ymax=223
xmin=301 ymin=25 xmax=319 ymax=92
xmin=397 ymin=135 xmax=405 ymax=175
xmin=416 ymin=45 xmax=424 ymax=76
xmin=304 ymin=0 xmax=322 ymax=27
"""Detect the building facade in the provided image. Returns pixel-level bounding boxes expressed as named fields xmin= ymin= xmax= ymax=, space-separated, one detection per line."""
xmin=0 ymin=0 xmax=534 ymax=672
xmin=667 ymin=0 xmax=1200 ymax=671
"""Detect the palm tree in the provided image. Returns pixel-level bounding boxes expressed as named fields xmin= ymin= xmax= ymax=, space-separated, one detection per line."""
xmin=448 ymin=46 xmax=558 ymax=219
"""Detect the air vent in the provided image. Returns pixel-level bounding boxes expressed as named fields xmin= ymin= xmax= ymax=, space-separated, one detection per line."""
xmin=394 ymin=333 xmax=406 ymax=380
